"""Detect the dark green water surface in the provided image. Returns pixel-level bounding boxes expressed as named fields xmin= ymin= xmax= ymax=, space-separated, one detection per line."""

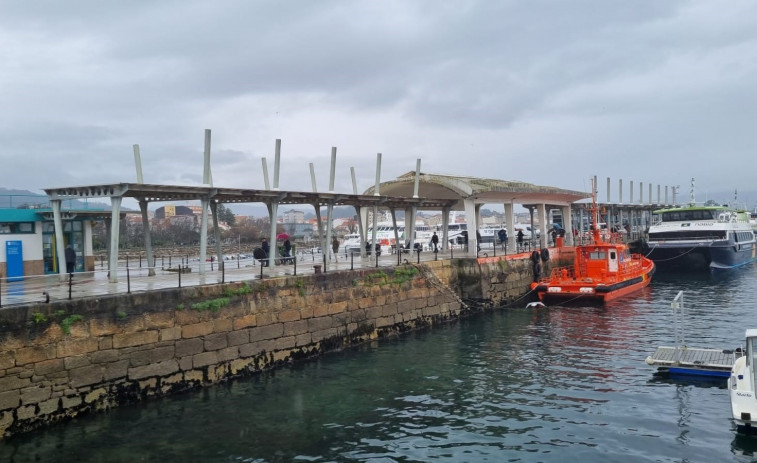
xmin=4 ymin=266 xmax=757 ymax=462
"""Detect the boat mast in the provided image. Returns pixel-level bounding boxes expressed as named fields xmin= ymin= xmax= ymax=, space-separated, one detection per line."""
xmin=689 ymin=177 xmax=695 ymax=207
xmin=591 ymin=177 xmax=601 ymax=244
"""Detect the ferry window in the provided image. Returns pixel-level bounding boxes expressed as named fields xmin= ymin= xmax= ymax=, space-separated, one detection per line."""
xmin=589 ymin=251 xmax=606 ymax=260
xmin=610 ymin=251 xmax=616 ymax=259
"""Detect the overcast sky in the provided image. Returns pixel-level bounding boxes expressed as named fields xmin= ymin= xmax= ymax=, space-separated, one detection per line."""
xmin=3 ymin=1 xmax=757 ymax=208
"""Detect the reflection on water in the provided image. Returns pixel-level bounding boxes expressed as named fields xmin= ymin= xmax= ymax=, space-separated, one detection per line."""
xmin=2 ymin=264 xmax=757 ymax=462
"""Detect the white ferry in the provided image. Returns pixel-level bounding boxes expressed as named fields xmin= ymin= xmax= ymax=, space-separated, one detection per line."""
xmin=365 ymin=221 xmax=433 ymax=253
xmin=644 ymin=205 xmax=757 ymax=270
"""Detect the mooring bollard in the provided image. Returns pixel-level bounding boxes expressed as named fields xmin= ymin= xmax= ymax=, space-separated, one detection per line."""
xmin=313 ymin=264 xmax=322 ymax=274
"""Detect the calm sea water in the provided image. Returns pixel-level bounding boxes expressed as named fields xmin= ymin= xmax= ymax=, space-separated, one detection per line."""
xmin=4 ymin=266 xmax=757 ymax=462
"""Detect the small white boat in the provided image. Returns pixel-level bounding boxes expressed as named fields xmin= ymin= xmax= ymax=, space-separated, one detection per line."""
xmin=730 ymin=329 xmax=757 ymax=430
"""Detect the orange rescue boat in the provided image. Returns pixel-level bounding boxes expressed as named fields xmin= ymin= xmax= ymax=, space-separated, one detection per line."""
xmin=530 ymin=182 xmax=655 ymax=303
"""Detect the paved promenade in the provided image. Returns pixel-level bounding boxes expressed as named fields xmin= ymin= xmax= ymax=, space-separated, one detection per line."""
xmin=0 ymin=243 xmax=527 ymax=308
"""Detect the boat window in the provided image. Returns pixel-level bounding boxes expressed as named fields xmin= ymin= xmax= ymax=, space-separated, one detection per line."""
xmin=589 ymin=251 xmax=606 ymax=260
xmin=610 ymin=251 xmax=616 ymax=259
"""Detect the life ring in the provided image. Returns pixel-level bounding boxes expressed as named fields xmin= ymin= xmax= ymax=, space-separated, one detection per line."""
xmin=540 ymin=248 xmax=550 ymax=261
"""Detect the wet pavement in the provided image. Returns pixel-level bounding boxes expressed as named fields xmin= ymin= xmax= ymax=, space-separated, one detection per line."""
xmin=0 ymin=245 xmax=523 ymax=308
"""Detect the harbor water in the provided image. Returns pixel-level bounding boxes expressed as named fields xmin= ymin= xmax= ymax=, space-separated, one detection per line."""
xmin=3 ymin=266 xmax=757 ymax=462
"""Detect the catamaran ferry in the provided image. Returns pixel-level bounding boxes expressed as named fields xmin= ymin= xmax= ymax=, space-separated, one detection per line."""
xmin=644 ymin=205 xmax=757 ymax=270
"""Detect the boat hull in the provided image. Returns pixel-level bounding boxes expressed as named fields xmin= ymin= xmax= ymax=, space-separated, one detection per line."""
xmin=644 ymin=241 xmax=757 ymax=270
xmin=532 ymin=266 xmax=654 ymax=303
xmin=730 ymin=355 xmax=757 ymax=430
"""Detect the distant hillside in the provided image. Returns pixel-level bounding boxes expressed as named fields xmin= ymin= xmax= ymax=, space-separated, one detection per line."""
xmin=0 ymin=188 xmax=111 ymax=210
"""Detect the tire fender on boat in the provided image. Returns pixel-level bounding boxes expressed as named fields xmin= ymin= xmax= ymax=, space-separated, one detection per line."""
xmin=540 ymin=248 xmax=550 ymax=262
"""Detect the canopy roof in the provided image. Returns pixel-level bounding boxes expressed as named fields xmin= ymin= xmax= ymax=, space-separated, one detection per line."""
xmin=365 ymin=172 xmax=590 ymax=210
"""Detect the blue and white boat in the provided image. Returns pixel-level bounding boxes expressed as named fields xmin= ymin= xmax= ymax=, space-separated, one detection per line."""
xmin=730 ymin=330 xmax=757 ymax=430
xmin=644 ymin=205 xmax=757 ymax=270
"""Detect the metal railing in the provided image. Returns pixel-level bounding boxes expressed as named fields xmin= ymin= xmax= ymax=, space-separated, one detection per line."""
xmin=0 ymin=241 xmax=538 ymax=308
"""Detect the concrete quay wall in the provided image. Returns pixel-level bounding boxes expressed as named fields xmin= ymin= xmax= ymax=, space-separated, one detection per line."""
xmin=0 ymin=262 xmax=471 ymax=438
xmin=0 ymin=252 xmax=570 ymax=438
xmin=454 ymin=248 xmax=571 ymax=306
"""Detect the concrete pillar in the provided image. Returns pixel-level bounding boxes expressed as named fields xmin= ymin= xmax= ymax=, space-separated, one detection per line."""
xmin=563 ymin=205 xmax=573 ymax=246
xmin=269 ymin=202 xmax=279 ymax=270
xmin=391 ymin=208 xmax=400 ymax=255
xmin=606 ymin=177 xmax=611 ymax=203
xmin=210 ymin=201 xmax=223 ymax=272
xmin=51 ymin=200 xmax=67 ymax=280
xmin=441 ymin=206 xmax=450 ymax=252
xmin=199 ymin=199 xmax=209 ymax=274
xmin=139 ymin=200 xmax=155 ymax=276
xmin=474 ymin=203 xmax=482 ymax=252
xmin=371 ymin=205 xmax=378 ymax=258
xmin=640 ymin=182 xmax=644 ymax=204
xmin=409 ymin=205 xmax=418 ymax=251
xmin=325 ymin=202 xmax=334 ymax=269
xmin=108 ymin=197 xmax=122 ymax=283
xmin=538 ymin=203 xmax=547 ymax=248
xmin=463 ymin=199 xmax=477 ymax=257
xmin=350 ymin=167 xmax=365 ymax=258
xmin=505 ymin=201 xmax=515 ymax=253
xmin=359 ymin=206 xmax=369 ymax=258
xmin=619 ymin=179 xmax=623 ymax=204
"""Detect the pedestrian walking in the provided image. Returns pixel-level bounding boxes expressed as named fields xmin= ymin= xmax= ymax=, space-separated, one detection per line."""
xmin=431 ymin=232 xmax=439 ymax=252
xmin=65 ymin=245 xmax=76 ymax=274
xmin=332 ymin=236 xmax=339 ymax=260
xmin=261 ymin=238 xmax=270 ymax=266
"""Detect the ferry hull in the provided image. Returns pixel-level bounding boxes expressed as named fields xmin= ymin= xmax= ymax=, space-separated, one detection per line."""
xmin=645 ymin=241 xmax=757 ymax=270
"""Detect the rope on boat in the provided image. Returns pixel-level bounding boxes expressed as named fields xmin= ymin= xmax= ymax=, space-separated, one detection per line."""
xmin=644 ymin=243 xmax=699 ymax=262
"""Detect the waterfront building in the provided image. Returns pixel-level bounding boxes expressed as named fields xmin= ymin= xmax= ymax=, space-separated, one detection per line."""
xmin=0 ymin=195 xmax=112 ymax=277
